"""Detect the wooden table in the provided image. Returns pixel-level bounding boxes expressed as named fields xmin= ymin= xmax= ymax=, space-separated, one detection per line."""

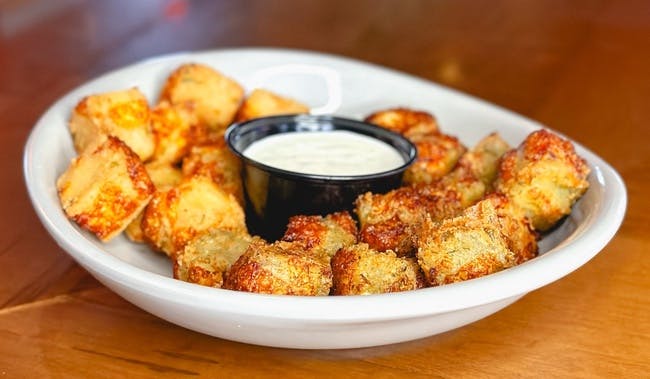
xmin=1 ymin=0 xmax=648 ymax=377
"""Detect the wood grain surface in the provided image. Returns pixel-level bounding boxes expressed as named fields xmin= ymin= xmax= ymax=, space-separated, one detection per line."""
xmin=1 ymin=0 xmax=648 ymax=377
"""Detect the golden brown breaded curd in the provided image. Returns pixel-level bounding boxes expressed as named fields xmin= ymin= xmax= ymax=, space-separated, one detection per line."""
xmin=477 ymin=194 xmax=538 ymax=263
xmin=144 ymin=160 xmax=184 ymax=188
xmin=495 ymin=129 xmax=590 ymax=231
xmin=69 ymin=87 xmax=155 ymax=161
xmin=149 ymin=101 xmax=192 ymax=164
xmin=125 ymin=211 xmax=147 ymax=243
xmin=451 ymin=132 xmax=511 ymax=187
xmin=355 ymin=182 xmax=477 ymax=256
xmin=355 ymin=131 xmax=511 ymax=256
xmin=181 ymin=143 xmax=244 ymax=205
xmin=331 ymin=243 xmax=425 ymax=295
xmin=417 ymin=199 xmax=519 ymax=286
xmin=141 ymin=175 xmax=247 ymax=257
xmin=159 ymin=63 xmax=244 ymax=135
xmin=57 ymin=136 xmax=155 ymax=242
xmin=417 ymin=193 xmax=537 ymax=286
xmin=234 ymin=88 xmax=310 ymax=122
xmin=355 ymin=187 xmax=426 ymax=256
xmin=125 ymin=161 xmax=183 ymax=243
xmin=417 ymin=132 xmax=510 ymax=212
xmin=403 ymin=133 xmax=467 ymax=185
xmin=355 ymin=186 xmax=460 ymax=257
xmin=174 ymin=228 xmax=264 ymax=288
xmin=282 ymin=211 xmax=358 ymax=258
xmin=426 ymin=175 xmax=486 ymax=210
xmin=223 ymin=241 xmax=332 ymax=296
xmin=364 ymin=107 xmax=439 ymax=138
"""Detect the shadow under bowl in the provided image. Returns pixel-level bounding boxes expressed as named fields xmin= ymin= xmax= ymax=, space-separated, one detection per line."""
xmin=225 ymin=114 xmax=417 ymax=240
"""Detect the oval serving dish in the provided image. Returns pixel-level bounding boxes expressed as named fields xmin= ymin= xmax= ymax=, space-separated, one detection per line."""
xmin=23 ymin=48 xmax=626 ymax=349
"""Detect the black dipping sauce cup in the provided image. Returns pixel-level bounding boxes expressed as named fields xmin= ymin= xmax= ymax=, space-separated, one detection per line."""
xmin=225 ymin=114 xmax=417 ymax=241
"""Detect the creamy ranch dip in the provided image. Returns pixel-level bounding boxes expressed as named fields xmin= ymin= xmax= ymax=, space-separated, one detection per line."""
xmin=243 ymin=130 xmax=405 ymax=176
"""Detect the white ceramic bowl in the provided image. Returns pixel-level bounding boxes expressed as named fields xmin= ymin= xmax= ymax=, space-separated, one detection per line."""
xmin=23 ymin=48 xmax=627 ymax=349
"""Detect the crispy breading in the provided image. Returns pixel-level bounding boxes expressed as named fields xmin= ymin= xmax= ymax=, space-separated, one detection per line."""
xmin=235 ymin=88 xmax=309 ymax=122
xmin=364 ymin=107 xmax=439 ymax=138
xmin=478 ymin=194 xmax=538 ymax=263
xmin=57 ymin=136 xmax=155 ymax=242
xmin=364 ymin=107 xmax=464 ymax=185
xmin=331 ymin=243 xmax=425 ymax=295
xmin=223 ymin=241 xmax=332 ymax=296
xmin=141 ymin=175 xmax=247 ymax=257
xmin=495 ymin=129 xmax=590 ymax=231
xmin=174 ymin=228 xmax=264 ymax=288
xmin=159 ymin=63 xmax=244 ymax=138
xmin=416 ymin=132 xmax=510 ymax=209
xmin=417 ymin=194 xmax=537 ymax=286
xmin=281 ymin=211 xmax=358 ymax=258
xmin=356 ymin=187 xmax=424 ymax=256
xmin=403 ymin=133 xmax=467 ymax=185
xmin=125 ymin=212 xmax=147 ymax=243
xmin=181 ymin=142 xmax=244 ymax=205
xmin=353 ymin=133 xmax=510 ymax=256
xmin=418 ymin=218 xmax=512 ymax=286
xmin=144 ymin=160 xmax=184 ymax=187
xmin=434 ymin=174 xmax=486 ymax=210
xmin=149 ymin=100 xmax=192 ymax=164
xmin=451 ymin=132 xmax=511 ymax=187
xmin=355 ymin=183 xmax=473 ymax=256
xmin=125 ymin=161 xmax=183 ymax=243
xmin=69 ymin=87 xmax=155 ymax=161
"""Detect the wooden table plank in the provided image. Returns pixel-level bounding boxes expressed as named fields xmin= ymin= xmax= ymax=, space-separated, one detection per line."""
xmin=1 ymin=0 xmax=647 ymax=377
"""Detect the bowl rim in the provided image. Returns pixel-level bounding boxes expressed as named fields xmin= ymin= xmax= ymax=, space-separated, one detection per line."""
xmin=225 ymin=114 xmax=418 ymax=183
xmin=22 ymin=47 xmax=628 ymax=325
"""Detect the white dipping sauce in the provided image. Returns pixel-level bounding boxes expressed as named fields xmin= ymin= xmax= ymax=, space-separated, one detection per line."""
xmin=243 ymin=130 xmax=405 ymax=176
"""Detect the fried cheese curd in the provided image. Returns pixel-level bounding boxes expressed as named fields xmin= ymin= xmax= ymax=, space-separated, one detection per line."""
xmin=364 ymin=107 xmax=466 ymax=185
xmin=451 ymin=132 xmax=511 ymax=187
xmin=495 ymin=129 xmax=590 ymax=231
xmin=125 ymin=161 xmax=183 ymax=243
xmin=181 ymin=142 xmax=244 ymax=205
xmin=159 ymin=63 xmax=244 ymax=141
xmin=223 ymin=241 xmax=332 ymax=296
xmin=331 ymin=243 xmax=425 ymax=295
xmin=417 ymin=132 xmax=511 ymax=210
xmin=149 ymin=100 xmax=192 ymax=164
xmin=235 ymin=88 xmax=310 ymax=122
xmin=69 ymin=88 xmax=155 ymax=161
xmin=355 ymin=185 xmax=463 ymax=257
xmin=58 ymin=62 xmax=592 ymax=296
xmin=355 ymin=133 xmax=510 ymax=257
xmin=57 ymin=136 xmax=155 ymax=242
xmin=174 ymin=228 xmax=264 ymax=288
xmin=364 ymin=107 xmax=439 ymax=138
xmin=281 ymin=211 xmax=358 ymax=258
xmin=403 ymin=133 xmax=467 ymax=185
xmin=417 ymin=194 xmax=538 ymax=286
xmin=141 ymin=175 xmax=247 ymax=257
